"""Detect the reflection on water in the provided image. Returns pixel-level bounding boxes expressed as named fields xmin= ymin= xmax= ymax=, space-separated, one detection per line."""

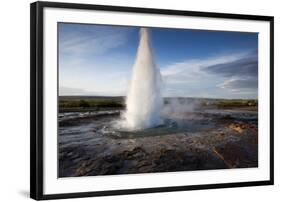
xmin=59 ymin=108 xmax=258 ymax=139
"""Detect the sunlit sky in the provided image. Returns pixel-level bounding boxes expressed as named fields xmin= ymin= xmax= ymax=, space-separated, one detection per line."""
xmin=58 ymin=23 xmax=258 ymax=99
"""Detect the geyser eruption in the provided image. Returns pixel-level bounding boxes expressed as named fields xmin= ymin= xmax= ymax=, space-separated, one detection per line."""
xmin=124 ymin=27 xmax=162 ymax=130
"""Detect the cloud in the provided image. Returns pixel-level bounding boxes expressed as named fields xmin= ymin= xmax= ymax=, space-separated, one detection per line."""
xmin=58 ymin=23 xmax=258 ymax=99
xmin=59 ymin=24 xmax=130 ymax=56
xmin=160 ymin=50 xmax=258 ymax=98
xmin=204 ymin=54 xmax=258 ymax=78
xmin=212 ymin=51 xmax=258 ymax=97
xmin=218 ymin=77 xmax=258 ymax=90
xmin=59 ymin=63 xmax=130 ymax=96
xmin=58 ymin=24 xmax=133 ymax=96
xmin=59 ymin=85 xmax=127 ymax=96
xmin=161 ymin=53 xmax=244 ymax=84
xmin=59 ymin=86 xmax=88 ymax=96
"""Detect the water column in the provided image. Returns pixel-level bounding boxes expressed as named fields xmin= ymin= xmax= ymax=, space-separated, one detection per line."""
xmin=124 ymin=27 xmax=162 ymax=130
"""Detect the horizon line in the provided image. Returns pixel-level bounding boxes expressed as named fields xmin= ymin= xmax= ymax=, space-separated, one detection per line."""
xmin=58 ymin=95 xmax=258 ymax=100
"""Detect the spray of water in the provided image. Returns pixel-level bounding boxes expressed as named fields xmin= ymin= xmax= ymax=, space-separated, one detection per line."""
xmin=124 ymin=27 xmax=162 ymax=130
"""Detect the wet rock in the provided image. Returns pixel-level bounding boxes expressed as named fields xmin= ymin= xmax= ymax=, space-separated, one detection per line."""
xmin=213 ymin=141 xmax=257 ymax=168
xmin=59 ymin=109 xmax=258 ymax=177
xmin=228 ymin=123 xmax=244 ymax=133
xmin=122 ymin=147 xmax=147 ymax=160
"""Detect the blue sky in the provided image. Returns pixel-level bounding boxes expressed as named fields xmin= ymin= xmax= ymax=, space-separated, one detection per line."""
xmin=59 ymin=23 xmax=258 ymax=99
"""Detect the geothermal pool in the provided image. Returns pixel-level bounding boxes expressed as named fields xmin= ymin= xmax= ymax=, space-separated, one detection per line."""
xmin=58 ymin=107 xmax=258 ymax=177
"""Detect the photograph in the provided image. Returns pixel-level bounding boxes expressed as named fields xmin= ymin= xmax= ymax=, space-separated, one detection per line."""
xmin=58 ymin=23 xmax=259 ymax=178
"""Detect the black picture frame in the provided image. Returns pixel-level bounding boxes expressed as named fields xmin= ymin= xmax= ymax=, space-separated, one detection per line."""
xmin=30 ymin=1 xmax=274 ymax=200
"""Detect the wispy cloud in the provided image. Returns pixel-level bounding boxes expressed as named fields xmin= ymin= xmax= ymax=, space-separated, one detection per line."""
xmin=161 ymin=50 xmax=258 ymax=98
xmin=218 ymin=77 xmax=258 ymax=90
xmin=59 ymin=24 xmax=131 ymax=56
xmin=59 ymin=58 xmax=131 ymax=96
xmin=162 ymin=53 xmax=244 ymax=82
xmin=58 ymin=24 xmax=133 ymax=96
xmin=59 ymin=85 xmax=127 ymax=96
xmin=204 ymin=53 xmax=258 ymax=78
xmin=59 ymin=86 xmax=89 ymax=96
xmin=58 ymin=24 xmax=258 ymax=99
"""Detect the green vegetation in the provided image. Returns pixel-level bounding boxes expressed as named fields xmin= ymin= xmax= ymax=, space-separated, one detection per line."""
xmin=201 ymin=99 xmax=258 ymax=108
xmin=59 ymin=96 xmax=125 ymax=110
xmin=59 ymin=96 xmax=258 ymax=111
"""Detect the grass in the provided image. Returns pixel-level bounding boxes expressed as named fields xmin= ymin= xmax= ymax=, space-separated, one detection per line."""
xmin=201 ymin=99 xmax=258 ymax=108
xmin=59 ymin=96 xmax=258 ymax=110
xmin=59 ymin=97 xmax=125 ymax=109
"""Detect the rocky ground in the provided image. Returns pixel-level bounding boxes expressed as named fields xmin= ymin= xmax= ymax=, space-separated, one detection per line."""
xmin=58 ymin=108 xmax=258 ymax=177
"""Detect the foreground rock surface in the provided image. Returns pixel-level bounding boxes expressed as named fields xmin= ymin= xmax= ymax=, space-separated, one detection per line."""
xmin=59 ymin=109 xmax=258 ymax=177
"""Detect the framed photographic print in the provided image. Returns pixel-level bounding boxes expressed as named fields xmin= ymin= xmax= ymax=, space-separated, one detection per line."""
xmin=30 ymin=1 xmax=274 ymax=200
